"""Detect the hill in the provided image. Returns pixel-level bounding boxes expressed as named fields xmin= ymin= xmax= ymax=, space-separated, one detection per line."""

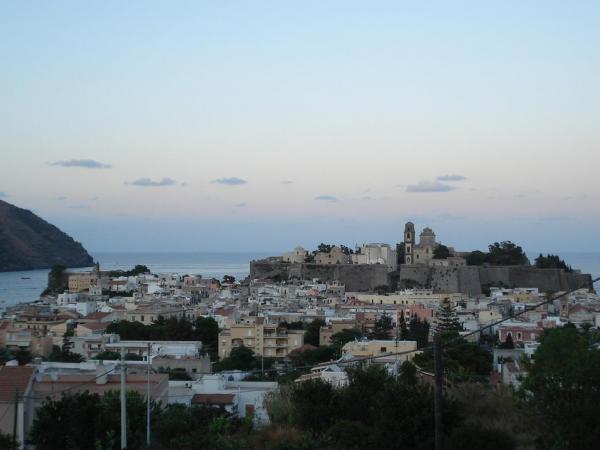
xmin=0 ymin=199 xmax=93 ymax=271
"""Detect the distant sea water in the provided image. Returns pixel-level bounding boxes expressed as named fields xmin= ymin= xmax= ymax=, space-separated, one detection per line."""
xmin=0 ymin=251 xmax=272 ymax=308
xmin=0 ymin=251 xmax=598 ymax=309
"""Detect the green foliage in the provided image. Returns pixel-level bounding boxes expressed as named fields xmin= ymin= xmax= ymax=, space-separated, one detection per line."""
xmin=316 ymin=243 xmax=333 ymax=254
xmin=42 ymin=264 xmax=67 ymax=296
xmin=433 ymin=244 xmax=451 ymax=259
xmin=399 ymin=360 xmax=418 ymax=385
xmin=214 ymin=346 xmax=274 ymax=374
xmin=107 ymin=264 xmax=150 ymax=277
xmin=0 ymin=431 xmax=17 ymax=450
xmin=157 ymin=367 xmax=193 ymax=381
xmin=106 ymin=316 xmax=219 ymax=358
xmin=466 ymin=250 xmax=488 ymax=266
xmin=448 ymin=424 xmax=516 ymax=450
xmin=303 ymin=319 xmax=324 ymax=346
xmin=466 ymin=241 xmax=528 ymax=266
xmin=28 ymin=390 xmax=155 ymax=450
xmin=398 ymin=310 xmax=410 ymax=340
xmin=329 ymin=328 xmax=362 ymax=354
xmin=409 ymin=317 xmax=430 ymax=348
xmin=519 ymin=327 xmax=600 ymax=449
xmin=414 ymin=332 xmax=492 ymax=381
xmin=534 ymin=253 xmax=572 ymax=271
xmin=93 ymin=351 xmax=122 ymax=361
xmin=47 ymin=345 xmax=84 ymax=363
xmin=435 ymin=300 xmax=463 ymax=335
xmin=369 ymin=314 xmax=393 ymax=340
xmin=288 ymin=346 xmax=337 ymax=367
xmin=222 ymin=274 xmax=236 ymax=284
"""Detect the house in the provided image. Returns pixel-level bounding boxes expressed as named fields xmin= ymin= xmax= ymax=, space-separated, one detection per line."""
xmin=169 ymin=374 xmax=277 ymax=425
xmin=0 ymin=366 xmax=36 ymax=449
xmin=352 ymin=243 xmax=398 ymax=271
xmin=76 ymin=322 xmax=108 ymax=337
xmin=219 ymin=320 xmax=304 ymax=359
xmin=282 ymin=246 xmax=307 ymax=264
xmin=341 ymin=339 xmax=418 ymax=363
xmin=296 ymin=364 xmax=348 ymax=387
xmin=315 ymin=246 xmax=348 ymax=265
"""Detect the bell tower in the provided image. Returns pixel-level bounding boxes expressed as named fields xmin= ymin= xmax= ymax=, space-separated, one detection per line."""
xmin=404 ymin=222 xmax=415 ymax=264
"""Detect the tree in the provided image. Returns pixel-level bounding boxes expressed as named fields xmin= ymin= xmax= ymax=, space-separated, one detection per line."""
xmin=534 ymin=253 xmax=572 ymax=272
xmin=339 ymin=245 xmax=354 ymax=255
xmin=413 ymin=332 xmax=492 ymax=381
xmin=290 ymin=379 xmax=337 ymax=437
xmin=398 ymin=310 xmax=410 ymax=340
xmin=399 ymin=360 xmax=418 ymax=385
xmin=487 ymin=241 xmax=529 ymax=266
xmin=222 ymin=275 xmax=236 ymax=284
xmin=0 ymin=431 xmax=17 ymax=450
xmin=214 ymin=345 xmax=257 ymax=371
xmin=370 ymin=314 xmax=393 ymax=340
xmin=330 ymin=328 xmax=363 ymax=355
xmin=316 ymin=243 xmax=334 ymax=254
xmin=409 ymin=317 xmax=430 ymax=348
xmin=466 ymin=250 xmax=488 ymax=266
xmin=519 ymin=327 xmax=600 ymax=448
xmin=433 ymin=244 xmax=451 ymax=259
xmin=435 ymin=299 xmax=463 ymax=335
xmin=47 ymin=344 xmax=84 ymax=363
xmin=42 ymin=264 xmax=66 ymax=296
xmin=499 ymin=333 xmax=515 ymax=349
xmin=94 ymin=350 xmax=122 ymax=360
xmin=303 ymin=319 xmax=325 ymax=346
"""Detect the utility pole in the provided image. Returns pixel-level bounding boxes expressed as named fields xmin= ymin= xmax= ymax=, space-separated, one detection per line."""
xmin=120 ymin=349 xmax=127 ymax=450
xmin=433 ymin=335 xmax=443 ymax=450
xmin=13 ymin=388 xmax=18 ymax=450
xmin=146 ymin=342 xmax=151 ymax=448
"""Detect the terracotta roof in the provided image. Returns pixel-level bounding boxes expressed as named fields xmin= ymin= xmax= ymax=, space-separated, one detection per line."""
xmin=84 ymin=312 xmax=111 ymax=320
xmin=192 ymin=393 xmax=234 ymax=405
xmin=0 ymin=366 xmax=35 ymax=401
xmin=291 ymin=344 xmax=318 ymax=354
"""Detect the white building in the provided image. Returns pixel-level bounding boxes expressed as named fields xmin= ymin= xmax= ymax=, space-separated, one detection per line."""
xmin=353 ymin=243 xmax=398 ymax=271
xmin=168 ymin=375 xmax=277 ymax=425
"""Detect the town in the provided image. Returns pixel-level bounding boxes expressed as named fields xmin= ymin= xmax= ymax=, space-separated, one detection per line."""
xmin=0 ymin=223 xmax=598 ymax=449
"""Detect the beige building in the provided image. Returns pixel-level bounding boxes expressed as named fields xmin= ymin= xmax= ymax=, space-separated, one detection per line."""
xmin=219 ymin=319 xmax=304 ymax=359
xmin=341 ymin=339 xmax=419 ymax=362
xmin=319 ymin=320 xmax=358 ymax=346
xmin=347 ymin=290 xmax=466 ymax=306
xmin=125 ymin=305 xmax=192 ymax=324
xmin=282 ymin=246 xmax=308 ymax=263
xmin=68 ymin=273 xmax=97 ymax=292
xmin=315 ymin=246 xmax=348 ymax=265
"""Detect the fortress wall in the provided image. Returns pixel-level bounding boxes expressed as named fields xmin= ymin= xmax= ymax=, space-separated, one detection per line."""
xmin=458 ymin=266 xmax=483 ymax=296
xmin=430 ymin=266 xmax=461 ymax=293
xmin=300 ymin=264 xmax=389 ymax=291
xmin=251 ymin=259 xmax=594 ymax=295
xmin=398 ymin=265 xmax=430 ymax=289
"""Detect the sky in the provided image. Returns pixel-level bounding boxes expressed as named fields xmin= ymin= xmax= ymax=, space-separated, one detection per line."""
xmin=1 ymin=1 xmax=599 ymax=253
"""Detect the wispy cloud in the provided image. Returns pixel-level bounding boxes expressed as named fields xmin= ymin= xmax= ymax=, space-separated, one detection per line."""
xmin=126 ymin=177 xmax=177 ymax=187
xmin=70 ymin=204 xmax=89 ymax=209
xmin=0 ymin=192 xmax=8 ymax=199
xmin=361 ymin=196 xmax=372 ymax=201
xmin=54 ymin=196 xmax=67 ymax=201
xmin=212 ymin=177 xmax=247 ymax=186
xmin=315 ymin=195 xmax=338 ymax=202
xmin=406 ymin=181 xmax=457 ymax=193
xmin=281 ymin=180 xmax=293 ymax=185
xmin=437 ymin=174 xmax=467 ymax=181
xmin=234 ymin=202 xmax=247 ymax=207
xmin=50 ymin=159 xmax=112 ymax=169
xmin=89 ymin=196 xmax=100 ymax=201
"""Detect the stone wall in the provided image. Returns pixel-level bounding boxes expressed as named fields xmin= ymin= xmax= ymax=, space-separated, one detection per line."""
xmin=251 ymin=259 xmax=594 ymax=295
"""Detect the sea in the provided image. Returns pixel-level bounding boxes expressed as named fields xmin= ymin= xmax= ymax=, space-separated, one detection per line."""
xmin=0 ymin=251 xmax=599 ymax=309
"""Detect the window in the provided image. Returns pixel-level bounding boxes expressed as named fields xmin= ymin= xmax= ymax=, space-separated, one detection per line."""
xmin=380 ymin=347 xmax=387 ymax=352
xmin=141 ymin=315 xmax=145 ymax=322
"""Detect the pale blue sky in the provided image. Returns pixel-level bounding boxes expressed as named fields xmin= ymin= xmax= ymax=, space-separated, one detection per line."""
xmin=1 ymin=1 xmax=599 ymax=252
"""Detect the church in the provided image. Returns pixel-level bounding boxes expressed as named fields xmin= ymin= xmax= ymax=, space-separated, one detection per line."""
xmin=403 ymin=222 xmax=440 ymax=265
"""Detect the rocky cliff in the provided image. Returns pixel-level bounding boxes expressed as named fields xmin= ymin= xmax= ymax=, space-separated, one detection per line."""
xmin=0 ymin=199 xmax=93 ymax=271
